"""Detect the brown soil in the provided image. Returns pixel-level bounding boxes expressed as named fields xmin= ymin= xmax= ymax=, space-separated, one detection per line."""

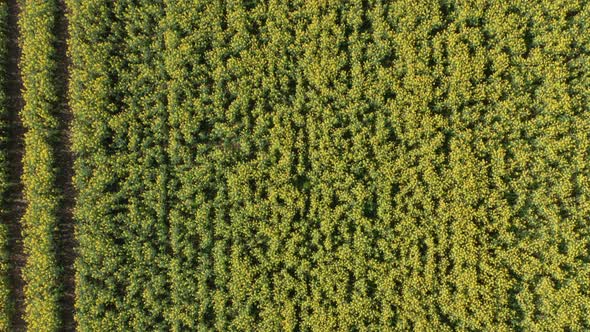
xmin=54 ymin=0 xmax=77 ymax=331
xmin=5 ymin=0 xmax=26 ymax=330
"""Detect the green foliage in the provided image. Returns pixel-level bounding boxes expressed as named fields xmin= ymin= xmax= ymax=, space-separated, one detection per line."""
xmin=0 ymin=2 xmax=11 ymax=330
xmin=19 ymin=0 xmax=61 ymax=330
xmin=68 ymin=0 xmax=590 ymax=331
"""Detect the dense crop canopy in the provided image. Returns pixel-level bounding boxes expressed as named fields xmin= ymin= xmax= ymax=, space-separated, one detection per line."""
xmin=63 ymin=0 xmax=590 ymax=330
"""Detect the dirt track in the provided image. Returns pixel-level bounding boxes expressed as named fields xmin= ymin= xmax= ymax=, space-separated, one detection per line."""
xmin=5 ymin=0 xmax=26 ymax=330
xmin=54 ymin=0 xmax=76 ymax=330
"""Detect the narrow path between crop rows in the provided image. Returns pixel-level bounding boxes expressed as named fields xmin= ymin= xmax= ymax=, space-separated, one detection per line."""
xmin=54 ymin=0 xmax=76 ymax=330
xmin=5 ymin=0 xmax=26 ymax=330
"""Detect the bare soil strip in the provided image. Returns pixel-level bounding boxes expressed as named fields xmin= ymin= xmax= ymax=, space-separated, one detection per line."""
xmin=5 ymin=0 xmax=26 ymax=330
xmin=54 ymin=0 xmax=76 ymax=330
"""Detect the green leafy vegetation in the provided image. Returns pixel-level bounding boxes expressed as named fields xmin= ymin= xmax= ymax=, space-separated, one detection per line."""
xmin=2 ymin=0 xmax=589 ymax=330
xmin=19 ymin=0 xmax=62 ymax=330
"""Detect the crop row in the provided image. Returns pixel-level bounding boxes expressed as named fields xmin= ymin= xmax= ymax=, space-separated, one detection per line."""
xmin=19 ymin=0 xmax=62 ymax=330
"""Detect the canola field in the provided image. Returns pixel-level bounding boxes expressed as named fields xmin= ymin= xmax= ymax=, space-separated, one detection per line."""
xmin=1 ymin=0 xmax=590 ymax=331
